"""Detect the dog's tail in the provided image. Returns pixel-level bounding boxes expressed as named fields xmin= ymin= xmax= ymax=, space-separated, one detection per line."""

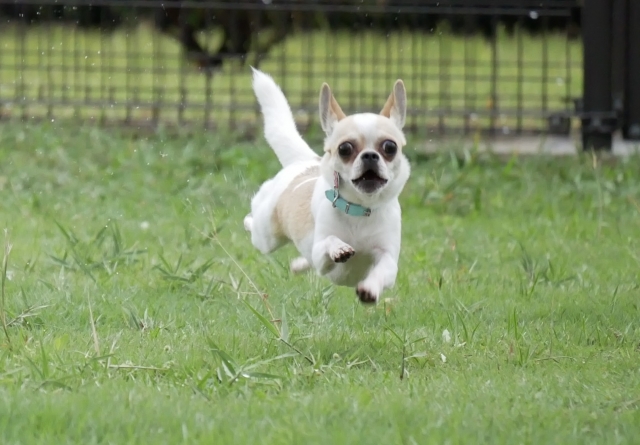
xmin=251 ymin=68 xmax=320 ymax=167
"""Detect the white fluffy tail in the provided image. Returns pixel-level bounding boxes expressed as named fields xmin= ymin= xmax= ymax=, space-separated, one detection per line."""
xmin=251 ymin=68 xmax=320 ymax=167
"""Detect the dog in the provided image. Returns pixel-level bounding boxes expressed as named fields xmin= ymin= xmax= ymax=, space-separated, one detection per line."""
xmin=244 ymin=69 xmax=410 ymax=304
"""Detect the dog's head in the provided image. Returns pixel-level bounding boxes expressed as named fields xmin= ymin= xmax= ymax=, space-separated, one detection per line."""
xmin=319 ymin=80 xmax=410 ymax=208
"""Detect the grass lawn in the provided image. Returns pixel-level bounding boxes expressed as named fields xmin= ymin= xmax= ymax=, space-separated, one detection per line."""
xmin=0 ymin=123 xmax=639 ymax=444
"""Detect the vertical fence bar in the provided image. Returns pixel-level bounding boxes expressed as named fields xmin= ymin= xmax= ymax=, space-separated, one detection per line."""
xmin=45 ymin=6 xmax=53 ymax=120
xmin=16 ymin=5 xmax=26 ymax=121
xmin=203 ymin=4 xmax=214 ymax=129
xmin=349 ymin=11 xmax=357 ymax=113
xmin=581 ymin=0 xmax=614 ymax=151
xmin=623 ymin=0 xmax=640 ymax=139
xmin=463 ymin=17 xmax=471 ymax=135
xmin=124 ymin=7 xmax=132 ymax=124
xmin=541 ymin=15 xmax=549 ymax=131
xmin=438 ymin=29 xmax=448 ymax=135
xmin=516 ymin=16 xmax=523 ymax=134
xmin=564 ymin=19 xmax=572 ymax=123
xmin=610 ymin=0 xmax=627 ymax=119
xmin=489 ymin=14 xmax=498 ymax=136
xmin=176 ymin=5 xmax=187 ymax=127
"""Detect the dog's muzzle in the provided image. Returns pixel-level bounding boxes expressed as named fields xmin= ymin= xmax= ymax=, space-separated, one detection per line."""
xmin=352 ymin=152 xmax=388 ymax=193
xmin=360 ymin=151 xmax=380 ymax=170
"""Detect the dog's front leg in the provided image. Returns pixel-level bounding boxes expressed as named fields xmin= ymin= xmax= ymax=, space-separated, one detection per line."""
xmin=356 ymin=249 xmax=398 ymax=304
xmin=312 ymin=235 xmax=355 ymax=275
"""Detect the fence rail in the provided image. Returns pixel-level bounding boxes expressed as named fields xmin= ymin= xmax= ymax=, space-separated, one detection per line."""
xmin=0 ymin=0 xmax=634 ymax=149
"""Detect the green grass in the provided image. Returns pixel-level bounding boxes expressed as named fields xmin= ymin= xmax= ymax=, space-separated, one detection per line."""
xmin=0 ymin=23 xmax=582 ymax=133
xmin=1 ymin=123 xmax=639 ymax=444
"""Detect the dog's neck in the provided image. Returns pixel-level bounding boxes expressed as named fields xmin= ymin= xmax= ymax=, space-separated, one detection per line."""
xmin=324 ymin=171 xmax=372 ymax=217
xmin=321 ymin=169 xmax=405 ymax=211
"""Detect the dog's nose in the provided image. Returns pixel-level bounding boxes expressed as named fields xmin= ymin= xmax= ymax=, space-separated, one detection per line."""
xmin=361 ymin=152 xmax=379 ymax=162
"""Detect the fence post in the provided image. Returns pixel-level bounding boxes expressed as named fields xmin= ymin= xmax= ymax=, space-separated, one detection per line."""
xmin=611 ymin=0 xmax=627 ymax=117
xmin=581 ymin=0 xmax=615 ymax=151
xmin=623 ymin=0 xmax=640 ymax=140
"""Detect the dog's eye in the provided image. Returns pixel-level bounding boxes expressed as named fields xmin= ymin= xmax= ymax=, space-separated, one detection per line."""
xmin=382 ymin=140 xmax=397 ymax=156
xmin=338 ymin=142 xmax=354 ymax=158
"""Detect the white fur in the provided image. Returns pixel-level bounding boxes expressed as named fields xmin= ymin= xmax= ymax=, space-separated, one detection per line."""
xmin=290 ymin=257 xmax=311 ymax=273
xmin=251 ymin=67 xmax=320 ymax=167
xmin=246 ymin=69 xmax=410 ymax=304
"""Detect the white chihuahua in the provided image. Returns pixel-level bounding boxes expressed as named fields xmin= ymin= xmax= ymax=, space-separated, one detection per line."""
xmin=244 ymin=68 xmax=410 ymax=303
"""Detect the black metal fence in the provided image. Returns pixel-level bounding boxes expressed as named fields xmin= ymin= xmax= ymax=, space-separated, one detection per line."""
xmin=581 ymin=0 xmax=640 ymax=150
xmin=0 ymin=1 xmax=635 ymax=149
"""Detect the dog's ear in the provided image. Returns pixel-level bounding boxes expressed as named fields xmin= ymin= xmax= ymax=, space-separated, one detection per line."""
xmin=319 ymin=83 xmax=346 ymax=135
xmin=380 ymin=80 xmax=406 ymax=129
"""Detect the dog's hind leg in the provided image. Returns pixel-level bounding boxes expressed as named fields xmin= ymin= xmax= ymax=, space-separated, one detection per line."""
xmin=290 ymin=257 xmax=310 ymax=273
xmin=249 ymin=219 xmax=287 ymax=254
xmin=247 ymin=207 xmax=287 ymax=254
xmin=243 ymin=214 xmax=253 ymax=232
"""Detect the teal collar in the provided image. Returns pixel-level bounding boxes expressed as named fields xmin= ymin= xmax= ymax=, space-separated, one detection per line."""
xmin=325 ymin=172 xmax=372 ymax=217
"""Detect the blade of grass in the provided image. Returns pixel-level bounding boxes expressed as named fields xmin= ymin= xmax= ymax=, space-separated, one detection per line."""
xmin=87 ymin=295 xmax=100 ymax=355
xmin=242 ymin=299 xmax=280 ymax=338
xmin=281 ymin=305 xmax=289 ymax=343
xmin=1 ymin=229 xmax=12 ymax=347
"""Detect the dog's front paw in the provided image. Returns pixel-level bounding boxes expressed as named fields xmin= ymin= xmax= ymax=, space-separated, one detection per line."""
xmin=330 ymin=243 xmax=355 ymax=263
xmin=355 ymin=283 xmax=380 ymax=304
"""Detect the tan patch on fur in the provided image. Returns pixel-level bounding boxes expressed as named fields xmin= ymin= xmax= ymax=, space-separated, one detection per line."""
xmin=380 ymin=79 xmax=406 ymax=123
xmin=380 ymin=93 xmax=395 ymax=118
xmin=330 ymin=94 xmax=346 ymax=120
xmin=273 ymin=166 xmax=318 ymax=245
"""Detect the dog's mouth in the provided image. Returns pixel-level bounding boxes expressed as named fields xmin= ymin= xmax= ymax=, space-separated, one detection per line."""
xmin=352 ymin=170 xmax=388 ymax=193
